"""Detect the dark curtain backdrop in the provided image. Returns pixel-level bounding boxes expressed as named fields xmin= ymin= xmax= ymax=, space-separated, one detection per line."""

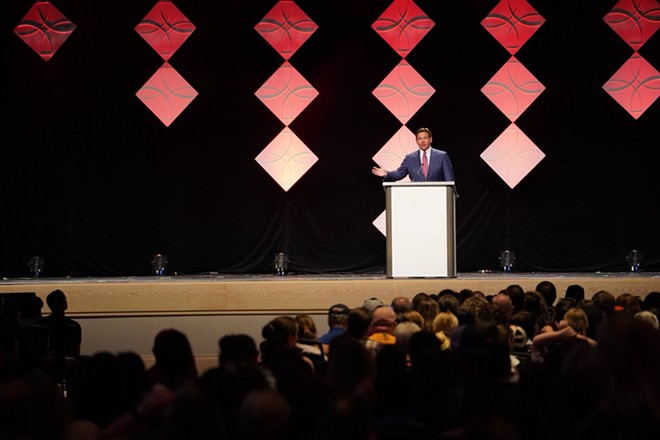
xmin=2 ymin=0 xmax=659 ymax=277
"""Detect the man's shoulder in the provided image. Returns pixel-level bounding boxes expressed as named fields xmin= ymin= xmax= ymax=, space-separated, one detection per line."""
xmin=368 ymin=332 xmax=396 ymax=344
xmin=40 ymin=315 xmax=81 ymax=328
xmin=318 ymin=326 xmax=345 ymax=343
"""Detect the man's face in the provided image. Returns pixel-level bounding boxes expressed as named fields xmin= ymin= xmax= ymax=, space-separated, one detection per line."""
xmin=416 ymin=132 xmax=432 ymax=151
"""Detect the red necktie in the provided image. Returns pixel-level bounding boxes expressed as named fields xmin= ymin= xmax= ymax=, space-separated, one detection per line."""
xmin=422 ymin=151 xmax=428 ymax=178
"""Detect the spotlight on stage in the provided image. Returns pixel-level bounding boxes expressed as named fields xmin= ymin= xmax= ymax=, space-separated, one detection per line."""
xmin=151 ymin=253 xmax=168 ymax=276
xmin=27 ymin=256 xmax=44 ymax=278
xmin=499 ymin=250 xmax=516 ymax=273
xmin=626 ymin=250 xmax=643 ymax=273
xmin=274 ymin=252 xmax=289 ymax=276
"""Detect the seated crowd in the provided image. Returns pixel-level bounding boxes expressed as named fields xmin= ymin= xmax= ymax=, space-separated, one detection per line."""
xmin=1 ymin=283 xmax=660 ymax=439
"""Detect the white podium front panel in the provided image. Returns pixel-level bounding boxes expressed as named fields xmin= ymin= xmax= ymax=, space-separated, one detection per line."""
xmin=384 ymin=182 xmax=456 ymax=278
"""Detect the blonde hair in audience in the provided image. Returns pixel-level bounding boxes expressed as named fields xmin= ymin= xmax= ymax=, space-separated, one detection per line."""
xmin=565 ymin=307 xmax=589 ymax=335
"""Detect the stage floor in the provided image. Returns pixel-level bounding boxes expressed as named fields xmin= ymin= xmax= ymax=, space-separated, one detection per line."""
xmin=1 ymin=272 xmax=658 ymax=317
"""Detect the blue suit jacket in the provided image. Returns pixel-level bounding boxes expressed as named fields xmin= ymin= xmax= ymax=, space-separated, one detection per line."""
xmin=384 ymin=147 xmax=455 ymax=182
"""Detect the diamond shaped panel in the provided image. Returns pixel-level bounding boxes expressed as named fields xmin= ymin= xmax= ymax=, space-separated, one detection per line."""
xmin=255 ymin=0 xmax=318 ymax=60
xmin=372 ymin=0 xmax=435 ymax=57
xmin=604 ymin=0 xmax=660 ymax=51
xmin=603 ymin=53 xmax=660 ymax=119
xmin=256 ymin=62 xmax=319 ymax=126
xmin=136 ymin=0 xmax=196 ymax=61
xmin=256 ymin=128 xmax=318 ymax=192
xmin=372 ymin=125 xmax=417 ymax=182
xmin=373 ymin=210 xmax=387 ymax=237
xmin=373 ymin=60 xmax=435 ymax=124
xmin=482 ymin=57 xmax=545 ymax=121
xmin=482 ymin=0 xmax=545 ymax=55
xmin=480 ymin=123 xmax=545 ymax=189
xmin=136 ymin=62 xmax=198 ymax=127
xmin=14 ymin=1 xmax=76 ymax=62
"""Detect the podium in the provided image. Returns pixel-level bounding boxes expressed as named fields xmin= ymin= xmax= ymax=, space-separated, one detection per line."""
xmin=384 ymin=182 xmax=456 ymax=278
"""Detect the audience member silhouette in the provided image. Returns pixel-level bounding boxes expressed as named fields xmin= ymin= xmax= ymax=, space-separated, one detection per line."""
xmin=365 ymin=306 xmax=398 ymax=355
xmin=317 ymin=304 xmax=349 ymax=346
xmin=390 ymin=296 xmax=412 ymax=317
xmin=438 ymin=291 xmax=460 ymax=314
xmin=643 ymin=291 xmax=660 ymax=315
xmin=200 ymin=334 xmax=270 ymax=439
xmin=345 ymin=307 xmax=372 ymax=341
xmin=634 ymin=310 xmax=659 ymax=331
xmin=492 ymin=292 xmax=513 ymax=323
xmin=615 ymin=292 xmax=642 ymax=316
xmin=400 ymin=309 xmax=425 ymax=329
xmin=0 ymin=298 xmax=36 ymax=373
xmin=39 ymin=289 xmax=82 ymax=358
xmin=145 ymin=328 xmax=198 ymax=392
xmin=565 ymin=284 xmax=585 ymax=303
xmin=536 ymin=280 xmax=557 ymax=320
xmin=294 ymin=314 xmax=318 ymax=340
xmin=4 ymin=287 xmax=660 ymax=440
xmin=414 ymin=296 xmax=440 ymax=331
xmin=592 ymin=290 xmax=616 ymax=318
xmin=506 ymin=284 xmax=526 ymax=315
xmin=73 ymin=351 xmax=133 ymax=429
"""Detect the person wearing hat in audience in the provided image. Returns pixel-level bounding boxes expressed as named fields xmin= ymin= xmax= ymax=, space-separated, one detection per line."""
xmin=362 ymin=297 xmax=384 ymax=313
xmin=365 ymin=306 xmax=398 ymax=356
xmin=318 ymin=304 xmax=350 ymax=348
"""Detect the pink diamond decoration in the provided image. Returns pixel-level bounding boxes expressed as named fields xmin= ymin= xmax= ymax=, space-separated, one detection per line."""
xmin=372 ymin=126 xmax=417 ymax=182
xmin=256 ymin=62 xmax=319 ymax=126
xmin=14 ymin=1 xmax=76 ymax=61
xmin=604 ymin=0 xmax=660 ymax=51
xmin=481 ymin=124 xmax=545 ymax=189
xmin=136 ymin=0 xmax=196 ymax=61
xmin=136 ymin=62 xmax=198 ymax=127
xmin=372 ymin=0 xmax=435 ymax=57
xmin=482 ymin=0 xmax=545 ymax=55
xmin=256 ymin=128 xmax=318 ymax=192
xmin=373 ymin=60 xmax=435 ymax=123
xmin=373 ymin=210 xmax=387 ymax=236
xmin=603 ymin=53 xmax=660 ymax=119
xmin=255 ymin=0 xmax=318 ymax=60
xmin=482 ymin=57 xmax=545 ymax=121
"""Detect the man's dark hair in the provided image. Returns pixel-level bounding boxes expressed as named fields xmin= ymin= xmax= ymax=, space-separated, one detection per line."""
xmin=592 ymin=290 xmax=615 ymax=316
xmin=536 ymin=281 xmax=557 ymax=307
xmin=565 ymin=284 xmax=585 ymax=303
xmin=506 ymin=284 xmax=525 ymax=313
xmin=46 ymin=289 xmax=67 ymax=312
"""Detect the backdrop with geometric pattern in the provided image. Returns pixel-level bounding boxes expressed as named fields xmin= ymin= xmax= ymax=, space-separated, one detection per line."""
xmin=2 ymin=0 xmax=659 ymax=277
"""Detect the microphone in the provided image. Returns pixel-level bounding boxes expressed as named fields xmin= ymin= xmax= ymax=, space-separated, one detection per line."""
xmin=415 ymin=163 xmax=424 ymax=182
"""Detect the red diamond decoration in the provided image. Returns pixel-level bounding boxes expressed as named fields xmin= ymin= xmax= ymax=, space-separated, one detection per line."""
xmin=14 ymin=1 xmax=76 ymax=61
xmin=136 ymin=0 xmax=195 ymax=61
xmin=482 ymin=0 xmax=545 ymax=55
xmin=255 ymin=0 xmax=318 ymax=60
xmin=604 ymin=0 xmax=660 ymax=51
xmin=256 ymin=128 xmax=318 ymax=192
xmin=481 ymin=123 xmax=545 ymax=189
xmin=373 ymin=60 xmax=435 ymax=124
xmin=136 ymin=62 xmax=198 ymax=127
xmin=372 ymin=0 xmax=435 ymax=57
xmin=482 ymin=57 xmax=545 ymax=121
xmin=372 ymin=125 xmax=417 ymax=182
xmin=256 ymin=62 xmax=319 ymax=126
xmin=603 ymin=53 xmax=660 ymax=119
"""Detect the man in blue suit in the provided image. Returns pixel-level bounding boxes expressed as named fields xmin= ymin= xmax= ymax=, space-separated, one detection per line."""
xmin=372 ymin=127 xmax=455 ymax=182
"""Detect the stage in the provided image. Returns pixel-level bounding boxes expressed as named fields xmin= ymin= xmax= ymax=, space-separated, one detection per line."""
xmin=2 ymin=272 xmax=658 ymax=370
